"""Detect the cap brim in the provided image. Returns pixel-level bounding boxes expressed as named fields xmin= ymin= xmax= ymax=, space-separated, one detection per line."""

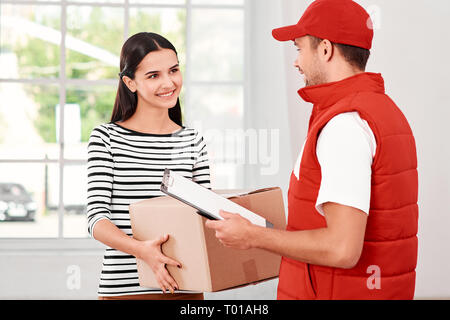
xmin=272 ymin=24 xmax=306 ymax=42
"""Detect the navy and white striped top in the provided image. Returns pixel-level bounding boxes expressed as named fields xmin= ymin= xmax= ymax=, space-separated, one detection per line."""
xmin=86 ymin=122 xmax=210 ymax=297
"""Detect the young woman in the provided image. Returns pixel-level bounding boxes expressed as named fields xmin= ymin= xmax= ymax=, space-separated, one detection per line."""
xmin=86 ymin=32 xmax=210 ymax=300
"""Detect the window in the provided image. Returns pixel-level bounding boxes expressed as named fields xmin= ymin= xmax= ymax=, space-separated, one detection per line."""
xmin=0 ymin=0 xmax=247 ymax=240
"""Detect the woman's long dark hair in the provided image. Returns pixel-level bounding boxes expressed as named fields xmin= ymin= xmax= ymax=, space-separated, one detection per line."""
xmin=111 ymin=32 xmax=182 ymax=126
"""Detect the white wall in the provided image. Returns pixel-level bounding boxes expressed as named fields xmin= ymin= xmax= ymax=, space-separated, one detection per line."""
xmin=0 ymin=251 xmax=103 ymax=299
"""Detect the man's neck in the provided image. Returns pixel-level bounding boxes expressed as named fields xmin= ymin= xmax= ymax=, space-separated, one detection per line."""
xmin=326 ymin=64 xmax=364 ymax=84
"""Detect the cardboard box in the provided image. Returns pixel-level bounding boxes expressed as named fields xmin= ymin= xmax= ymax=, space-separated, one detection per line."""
xmin=129 ymin=187 xmax=286 ymax=292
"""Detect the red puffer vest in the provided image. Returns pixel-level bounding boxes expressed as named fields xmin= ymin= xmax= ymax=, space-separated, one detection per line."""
xmin=277 ymin=73 xmax=418 ymax=300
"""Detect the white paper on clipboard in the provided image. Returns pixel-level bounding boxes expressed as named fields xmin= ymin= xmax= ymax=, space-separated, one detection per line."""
xmin=160 ymin=169 xmax=273 ymax=228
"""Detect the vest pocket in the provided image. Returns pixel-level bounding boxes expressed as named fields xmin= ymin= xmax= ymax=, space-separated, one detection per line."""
xmin=305 ymin=263 xmax=317 ymax=298
xmin=277 ymin=257 xmax=317 ymax=300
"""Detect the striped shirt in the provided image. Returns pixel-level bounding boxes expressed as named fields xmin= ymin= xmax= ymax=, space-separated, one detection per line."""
xmin=86 ymin=122 xmax=210 ymax=297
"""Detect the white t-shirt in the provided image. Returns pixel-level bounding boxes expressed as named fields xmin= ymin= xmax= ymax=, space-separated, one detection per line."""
xmin=293 ymin=112 xmax=377 ymax=216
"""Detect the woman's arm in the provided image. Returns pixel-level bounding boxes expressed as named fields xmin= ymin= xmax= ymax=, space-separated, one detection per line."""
xmin=86 ymin=126 xmax=180 ymax=293
xmin=86 ymin=126 xmax=114 ymax=236
xmin=192 ymin=133 xmax=211 ymax=189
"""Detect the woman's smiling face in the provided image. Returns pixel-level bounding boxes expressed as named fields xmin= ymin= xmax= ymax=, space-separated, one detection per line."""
xmin=124 ymin=48 xmax=182 ymax=110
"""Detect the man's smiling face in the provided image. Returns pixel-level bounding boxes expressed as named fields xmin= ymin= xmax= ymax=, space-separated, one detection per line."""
xmin=293 ymin=36 xmax=327 ymax=87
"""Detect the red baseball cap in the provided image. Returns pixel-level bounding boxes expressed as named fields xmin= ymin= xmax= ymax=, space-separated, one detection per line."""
xmin=272 ymin=0 xmax=373 ymax=50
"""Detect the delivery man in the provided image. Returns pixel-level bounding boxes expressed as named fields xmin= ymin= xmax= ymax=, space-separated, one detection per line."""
xmin=205 ymin=0 xmax=418 ymax=300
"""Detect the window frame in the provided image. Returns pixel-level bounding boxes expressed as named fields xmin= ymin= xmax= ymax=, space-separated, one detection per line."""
xmin=0 ymin=0 xmax=249 ymax=249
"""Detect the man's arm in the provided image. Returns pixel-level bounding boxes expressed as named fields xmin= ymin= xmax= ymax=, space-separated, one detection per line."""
xmin=205 ymin=202 xmax=367 ymax=269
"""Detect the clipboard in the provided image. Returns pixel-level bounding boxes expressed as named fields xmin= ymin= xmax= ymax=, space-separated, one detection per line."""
xmin=160 ymin=169 xmax=274 ymax=228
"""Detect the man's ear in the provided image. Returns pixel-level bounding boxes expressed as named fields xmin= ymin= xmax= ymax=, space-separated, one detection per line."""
xmin=319 ymin=39 xmax=334 ymax=63
xmin=122 ymin=76 xmax=137 ymax=93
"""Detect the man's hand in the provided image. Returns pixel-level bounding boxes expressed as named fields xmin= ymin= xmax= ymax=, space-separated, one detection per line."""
xmin=205 ymin=210 xmax=255 ymax=250
xmin=205 ymin=203 xmax=367 ymax=269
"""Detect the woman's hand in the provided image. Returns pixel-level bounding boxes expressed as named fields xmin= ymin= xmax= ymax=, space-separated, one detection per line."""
xmin=136 ymin=234 xmax=181 ymax=294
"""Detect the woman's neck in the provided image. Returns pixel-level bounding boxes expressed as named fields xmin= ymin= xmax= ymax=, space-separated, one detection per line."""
xmin=118 ymin=102 xmax=180 ymax=134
